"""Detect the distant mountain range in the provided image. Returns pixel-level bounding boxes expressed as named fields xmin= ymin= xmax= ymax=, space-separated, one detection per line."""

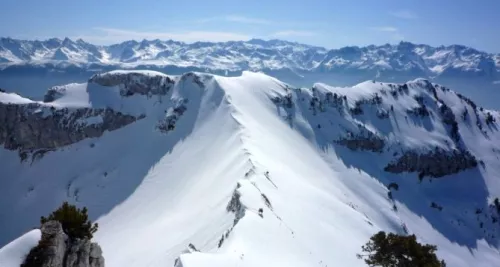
xmin=0 ymin=37 xmax=498 ymax=80
xmin=1 ymin=37 xmax=499 ymax=110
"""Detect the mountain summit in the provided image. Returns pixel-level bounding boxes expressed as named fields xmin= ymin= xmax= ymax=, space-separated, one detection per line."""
xmin=0 ymin=70 xmax=500 ymax=266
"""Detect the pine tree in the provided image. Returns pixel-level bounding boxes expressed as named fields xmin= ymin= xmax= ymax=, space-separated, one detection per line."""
xmin=357 ymin=231 xmax=446 ymax=267
xmin=40 ymin=202 xmax=98 ymax=239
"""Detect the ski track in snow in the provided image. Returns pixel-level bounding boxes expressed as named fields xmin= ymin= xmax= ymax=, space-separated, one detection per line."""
xmin=1 ymin=70 xmax=500 ymax=266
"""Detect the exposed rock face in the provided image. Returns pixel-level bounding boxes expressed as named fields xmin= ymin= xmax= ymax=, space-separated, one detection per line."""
xmin=43 ymin=86 xmax=67 ymax=103
xmin=384 ymin=148 xmax=478 ymax=179
xmin=0 ymin=102 xmax=142 ymax=159
xmin=407 ymin=105 xmax=430 ymax=117
xmin=335 ymin=129 xmax=385 ymax=152
xmin=156 ymin=100 xmax=187 ymax=133
xmin=226 ymin=185 xmax=245 ymax=224
xmin=65 ymin=238 xmax=104 ymax=267
xmin=217 ymin=184 xmax=246 ymax=249
xmin=271 ymin=93 xmax=293 ymax=109
xmin=89 ymin=71 xmax=174 ymax=97
xmin=38 ymin=221 xmax=66 ymax=267
xmin=438 ymin=101 xmax=460 ymax=142
xmin=22 ymin=221 xmax=104 ymax=267
xmin=89 ymin=244 xmax=105 ymax=267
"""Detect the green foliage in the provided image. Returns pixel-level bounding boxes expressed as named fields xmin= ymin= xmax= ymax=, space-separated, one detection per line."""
xmin=357 ymin=231 xmax=446 ymax=267
xmin=40 ymin=202 xmax=98 ymax=239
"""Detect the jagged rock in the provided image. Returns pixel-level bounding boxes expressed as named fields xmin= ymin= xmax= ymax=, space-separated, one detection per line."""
xmin=438 ymin=101 xmax=455 ymax=125
xmin=217 ymin=185 xmax=248 ymax=249
xmin=157 ymin=100 xmax=187 ymax=133
xmin=384 ymin=148 xmax=478 ymax=179
xmin=0 ymin=102 xmax=142 ymax=159
xmin=437 ymin=101 xmax=460 ymax=142
xmin=407 ymin=105 xmax=430 ymax=117
xmin=89 ymin=71 xmax=174 ymax=96
xmin=335 ymin=129 xmax=385 ymax=152
xmin=180 ymin=72 xmax=206 ymax=89
xmin=38 ymin=221 xmax=66 ymax=267
xmin=348 ymin=94 xmax=383 ymax=116
xmin=65 ymin=239 xmax=91 ymax=267
xmin=261 ymin=193 xmax=272 ymax=210
xmin=486 ymin=112 xmax=496 ymax=125
xmin=457 ymin=92 xmax=477 ymax=110
xmin=271 ymin=93 xmax=293 ymax=109
xmin=349 ymin=101 xmax=363 ymax=115
xmin=431 ymin=202 xmax=443 ymax=211
xmin=324 ymin=92 xmax=346 ymax=113
xmin=376 ymin=109 xmax=390 ymax=119
xmin=226 ymin=186 xmax=245 ymax=224
xmin=44 ymin=86 xmax=67 ymax=103
xmin=89 ymin=244 xmax=104 ymax=267
xmin=22 ymin=221 xmax=104 ymax=267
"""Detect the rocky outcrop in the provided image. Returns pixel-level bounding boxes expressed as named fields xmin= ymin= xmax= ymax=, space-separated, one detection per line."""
xmin=44 ymin=86 xmax=67 ymax=103
xmin=438 ymin=101 xmax=460 ymax=142
xmin=89 ymin=71 xmax=175 ymax=97
xmin=407 ymin=105 xmax=430 ymax=117
xmin=22 ymin=221 xmax=104 ymax=267
xmin=217 ymin=184 xmax=246 ymax=249
xmin=156 ymin=100 xmax=187 ymax=133
xmin=384 ymin=148 xmax=478 ymax=179
xmin=347 ymin=93 xmax=383 ymax=116
xmin=226 ymin=185 xmax=245 ymax=224
xmin=335 ymin=129 xmax=385 ymax=152
xmin=271 ymin=93 xmax=293 ymax=109
xmin=0 ymin=102 xmax=143 ymax=160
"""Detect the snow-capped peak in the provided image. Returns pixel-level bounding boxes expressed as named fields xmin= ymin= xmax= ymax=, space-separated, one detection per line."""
xmin=0 ymin=38 xmax=497 ymax=78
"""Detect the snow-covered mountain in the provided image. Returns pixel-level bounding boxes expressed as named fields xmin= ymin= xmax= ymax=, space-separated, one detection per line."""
xmin=1 ymin=37 xmax=499 ymax=79
xmin=1 ymin=70 xmax=500 ymax=266
xmin=2 ymin=37 xmax=499 ymax=110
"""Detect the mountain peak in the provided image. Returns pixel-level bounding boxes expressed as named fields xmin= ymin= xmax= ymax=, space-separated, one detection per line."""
xmin=61 ymin=37 xmax=74 ymax=46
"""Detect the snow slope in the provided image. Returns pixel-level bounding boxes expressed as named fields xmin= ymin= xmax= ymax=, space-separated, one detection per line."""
xmin=1 ymin=70 xmax=500 ymax=267
xmin=0 ymin=230 xmax=40 ymax=267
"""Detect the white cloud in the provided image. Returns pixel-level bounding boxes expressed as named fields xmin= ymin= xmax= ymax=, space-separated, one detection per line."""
xmin=194 ymin=15 xmax=271 ymax=25
xmin=370 ymin=27 xmax=399 ymax=32
xmin=369 ymin=27 xmax=404 ymax=41
xmin=390 ymin=10 xmax=418 ymax=19
xmin=224 ymin=15 xmax=270 ymax=24
xmin=271 ymin=30 xmax=317 ymax=37
xmin=74 ymin=27 xmax=251 ymax=44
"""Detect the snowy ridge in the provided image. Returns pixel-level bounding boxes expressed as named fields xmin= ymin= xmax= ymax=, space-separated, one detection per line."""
xmin=1 ymin=70 xmax=500 ymax=267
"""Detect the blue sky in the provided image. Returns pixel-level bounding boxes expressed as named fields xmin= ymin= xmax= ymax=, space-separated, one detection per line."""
xmin=1 ymin=0 xmax=499 ymax=52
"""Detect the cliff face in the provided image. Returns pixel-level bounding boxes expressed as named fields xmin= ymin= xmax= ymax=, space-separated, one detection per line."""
xmin=384 ymin=148 xmax=478 ymax=179
xmin=0 ymin=102 xmax=142 ymax=160
xmin=21 ymin=221 xmax=104 ymax=267
xmin=89 ymin=70 xmax=175 ymax=97
xmin=0 ymin=70 xmax=186 ymax=161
